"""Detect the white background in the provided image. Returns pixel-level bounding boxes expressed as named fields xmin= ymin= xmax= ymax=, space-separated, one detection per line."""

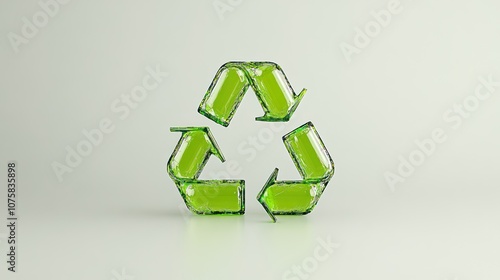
xmin=1 ymin=0 xmax=500 ymax=279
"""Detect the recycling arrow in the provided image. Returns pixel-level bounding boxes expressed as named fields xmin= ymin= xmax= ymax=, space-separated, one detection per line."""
xmin=257 ymin=122 xmax=334 ymax=222
xmin=167 ymin=127 xmax=245 ymax=214
xmin=167 ymin=61 xmax=336 ymax=222
xmin=198 ymin=62 xmax=307 ymax=127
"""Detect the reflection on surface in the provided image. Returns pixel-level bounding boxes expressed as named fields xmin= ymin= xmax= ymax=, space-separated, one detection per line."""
xmin=179 ymin=213 xmax=320 ymax=279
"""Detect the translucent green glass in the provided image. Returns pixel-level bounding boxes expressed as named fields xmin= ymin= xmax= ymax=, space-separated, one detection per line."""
xmin=168 ymin=62 xmax=336 ymax=222
xmin=177 ymin=181 xmax=244 ymax=214
xmin=283 ymin=122 xmax=334 ymax=181
xmin=167 ymin=127 xmax=244 ymax=215
xmin=247 ymin=62 xmax=302 ymax=120
xmin=168 ymin=129 xmax=218 ymax=179
xmin=198 ymin=65 xmax=248 ymax=126
xmin=198 ymin=62 xmax=306 ymax=127
xmin=261 ymin=181 xmax=326 ymax=212
xmin=257 ymin=122 xmax=334 ymax=222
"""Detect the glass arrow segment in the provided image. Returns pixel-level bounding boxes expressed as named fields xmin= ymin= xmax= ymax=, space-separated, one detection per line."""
xmin=257 ymin=122 xmax=334 ymax=222
xmin=283 ymin=121 xmax=334 ymax=181
xmin=246 ymin=62 xmax=306 ymax=122
xmin=257 ymin=168 xmax=326 ymax=220
xmin=176 ymin=180 xmax=244 ymax=214
xmin=198 ymin=62 xmax=306 ymax=127
xmin=197 ymin=64 xmax=249 ymax=127
xmin=167 ymin=127 xmax=224 ymax=180
xmin=167 ymin=127 xmax=245 ymax=215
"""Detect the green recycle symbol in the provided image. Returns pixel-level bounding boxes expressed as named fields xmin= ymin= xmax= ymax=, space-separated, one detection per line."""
xmin=167 ymin=62 xmax=334 ymax=222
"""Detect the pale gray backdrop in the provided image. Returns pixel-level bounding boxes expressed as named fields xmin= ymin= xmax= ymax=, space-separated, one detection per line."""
xmin=1 ymin=0 xmax=500 ymax=279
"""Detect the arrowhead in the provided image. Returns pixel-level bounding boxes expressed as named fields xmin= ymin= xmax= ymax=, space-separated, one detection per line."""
xmin=256 ymin=165 xmax=329 ymax=221
xmin=168 ymin=127 xmax=246 ymax=216
xmin=167 ymin=127 xmax=225 ymax=181
xmin=255 ymin=88 xmax=307 ymax=122
xmin=257 ymin=168 xmax=279 ymax=223
xmin=170 ymin=127 xmax=225 ymax=162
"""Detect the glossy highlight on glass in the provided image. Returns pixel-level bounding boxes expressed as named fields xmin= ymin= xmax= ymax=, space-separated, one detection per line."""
xmin=167 ymin=62 xmax=335 ymax=222
xmin=257 ymin=122 xmax=334 ymax=222
xmin=167 ymin=127 xmax=245 ymax=214
xmin=198 ymin=61 xmax=306 ymax=127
